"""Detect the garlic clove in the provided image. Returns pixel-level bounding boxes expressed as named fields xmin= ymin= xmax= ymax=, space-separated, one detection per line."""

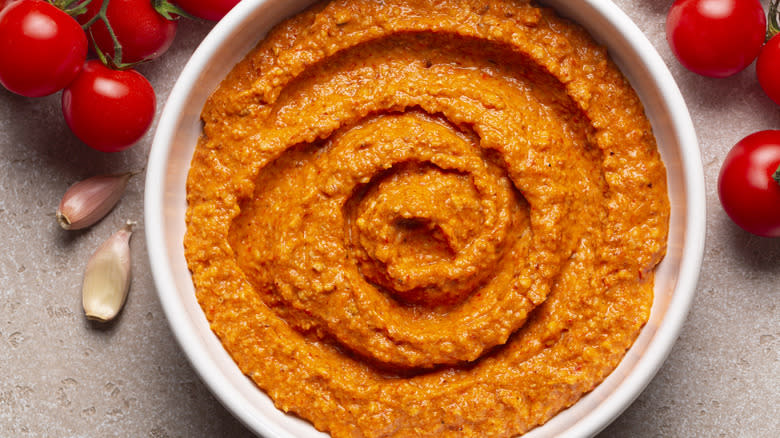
xmin=57 ymin=172 xmax=135 ymax=230
xmin=82 ymin=221 xmax=135 ymax=323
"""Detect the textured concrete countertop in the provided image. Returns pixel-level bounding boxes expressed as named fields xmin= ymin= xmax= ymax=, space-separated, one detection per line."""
xmin=1 ymin=1 xmax=778 ymax=437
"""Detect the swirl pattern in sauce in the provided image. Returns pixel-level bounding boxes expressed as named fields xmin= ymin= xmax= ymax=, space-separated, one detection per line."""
xmin=185 ymin=0 xmax=670 ymax=436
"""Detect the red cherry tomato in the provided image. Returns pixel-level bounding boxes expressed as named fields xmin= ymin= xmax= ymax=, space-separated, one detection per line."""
xmin=0 ymin=0 xmax=87 ymax=97
xmin=173 ymin=0 xmax=240 ymax=21
xmin=718 ymin=130 xmax=780 ymax=237
xmin=757 ymin=33 xmax=780 ymax=106
xmin=666 ymin=0 xmax=766 ymax=78
xmin=62 ymin=60 xmax=156 ymax=152
xmin=78 ymin=0 xmax=177 ymax=64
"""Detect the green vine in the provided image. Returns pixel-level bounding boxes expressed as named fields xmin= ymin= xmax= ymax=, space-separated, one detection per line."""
xmin=768 ymin=0 xmax=780 ymax=41
xmin=51 ymin=0 xmax=194 ymax=70
xmin=50 ymin=0 xmax=91 ymax=16
xmin=83 ymin=0 xmax=132 ymax=69
xmin=153 ymin=0 xmax=194 ymax=21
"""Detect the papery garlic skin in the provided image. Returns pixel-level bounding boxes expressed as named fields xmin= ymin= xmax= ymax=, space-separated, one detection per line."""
xmin=82 ymin=222 xmax=134 ymax=322
xmin=57 ymin=172 xmax=134 ymax=230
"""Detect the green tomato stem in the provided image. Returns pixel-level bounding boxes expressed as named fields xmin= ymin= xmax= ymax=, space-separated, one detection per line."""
xmin=152 ymin=0 xmax=197 ymax=21
xmin=773 ymin=164 xmax=780 ymax=187
xmin=79 ymin=0 xmax=103 ymax=28
xmin=50 ymin=0 xmax=91 ymax=18
xmin=101 ymin=8 xmax=124 ymax=67
xmin=769 ymin=0 xmax=780 ymax=41
xmin=82 ymin=0 xmax=142 ymax=70
xmin=84 ymin=0 xmax=123 ymax=67
xmin=78 ymin=0 xmax=182 ymax=69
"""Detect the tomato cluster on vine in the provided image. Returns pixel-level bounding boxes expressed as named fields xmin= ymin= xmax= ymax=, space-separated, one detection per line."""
xmin=666 ymin=0 xmax=780 ymax=237
xmin=0 ymin=0 xmax=240 ymax=152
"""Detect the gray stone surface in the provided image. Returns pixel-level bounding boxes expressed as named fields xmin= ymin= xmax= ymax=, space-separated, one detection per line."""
xmin=0 ymin=2 xmax=777 ymax=437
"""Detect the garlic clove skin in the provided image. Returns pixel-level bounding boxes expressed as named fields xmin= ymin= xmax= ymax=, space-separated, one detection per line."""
xmin=57 ymin=172 xmax=135 ymax=230
xmin=82 ymin=221 xmax=134 ymax=323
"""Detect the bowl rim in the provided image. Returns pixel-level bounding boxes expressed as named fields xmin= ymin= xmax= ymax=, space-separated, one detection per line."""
xmin=535 ymin=3 xmax=705 ymax=436
xmin=145 ymin=0 xmax=706 ymax=437
xmin=146 ymin=1 xmax=292 ymax=436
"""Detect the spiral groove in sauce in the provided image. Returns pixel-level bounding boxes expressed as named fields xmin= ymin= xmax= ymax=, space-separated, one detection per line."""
xmin=185 ymin=1 xmax=670 ymax=436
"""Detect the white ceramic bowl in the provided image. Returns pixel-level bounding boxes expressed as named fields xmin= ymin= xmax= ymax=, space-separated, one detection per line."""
xmin=145 ymin=1 xmax=706 ymax=436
